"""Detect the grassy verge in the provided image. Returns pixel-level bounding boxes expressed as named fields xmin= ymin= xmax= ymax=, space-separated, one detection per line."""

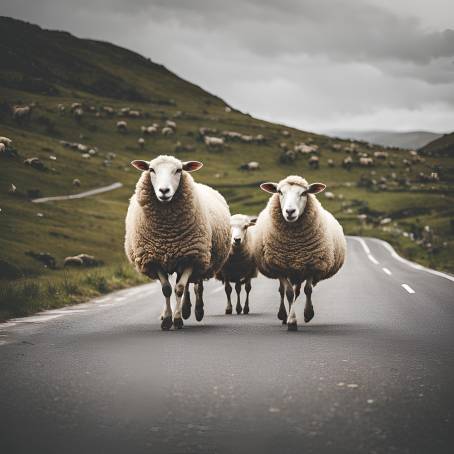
xmin=0 ymin=262 xmax=147 ymax=322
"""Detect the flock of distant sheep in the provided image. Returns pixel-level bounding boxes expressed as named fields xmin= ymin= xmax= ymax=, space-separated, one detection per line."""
xmin=124 ymin=155 xmax=346 ymax=331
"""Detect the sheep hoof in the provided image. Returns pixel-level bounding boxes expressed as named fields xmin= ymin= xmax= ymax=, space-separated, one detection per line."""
xmin=161 ymin=316 xmax=173 ymax=331
xmin=281 ymin=319 xmax=287 ymax=325
xmin=225 ymin=307 xmax=232 ymax=315
xmin=173 ymin=317 xmax=184 ymax=330
xmin=243 ymin=306 xmax=249 ymax=315
xmin=287 ymin=321 xmax=298 ymax=331
xmin=182 ymin=303 xmax=191 ymax=320
xmin=195 ymin=307 xmax=204 ymax=322
xmin=236 ymin=305 xmax=242 ymax=315
xmin=304 ymin=307 xmax=315 ymax=323
xmin=277 ymin=307 xmax=287 ymax=321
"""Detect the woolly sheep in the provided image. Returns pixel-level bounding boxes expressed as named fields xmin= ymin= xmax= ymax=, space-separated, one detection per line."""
xmin=215 ymin=215 xmax=258 ymax=315
xmin=161 ymin=126 xmax=174 ymax=136
xmin=138 ymin=137 xmax=145 ymax=149
xmin=125 ymin=155 xmax=231 ymax=330
xmin=12 ymin=105 xmax=32 ymax=122
xmin=308 ymin=155 xmax=320 ymax=169
xmin=165 ymin=120 xmax=177 ymax=129
xmin=117 ymin=121 xmax=128 ymax=133
xmin=0 ymin=137 xmax=12 ymax=146
xmin=253 ymin=175 xmax=346 ymax=330
xmin=359 ymin=157 xmax=374 ymax=167
xmin=204 ymin=136 xmax=224 ymax=148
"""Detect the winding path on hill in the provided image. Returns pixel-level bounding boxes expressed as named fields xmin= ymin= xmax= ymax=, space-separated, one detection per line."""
xmin=31 ymin=182 xmax=123 ymax=203
xmin=0 ymin=236 xmax=453 ymax=453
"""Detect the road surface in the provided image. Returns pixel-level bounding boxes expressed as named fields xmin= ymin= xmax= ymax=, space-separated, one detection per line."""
xmin=0 ymin=237 xmax=453 ymax=454
xmin=32 ymin=182 xmax=123 ymax=203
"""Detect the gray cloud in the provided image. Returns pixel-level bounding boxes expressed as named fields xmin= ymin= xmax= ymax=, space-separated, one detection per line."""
xmin=1 ymin=0 xmax=453 ymax=131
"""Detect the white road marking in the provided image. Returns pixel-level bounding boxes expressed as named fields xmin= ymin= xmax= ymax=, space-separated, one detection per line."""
xmin=371 ymin=238 xmax=454 ymax=284
xmin=368 ymin=254 xmax=379 ymax=265
xmin=115 ymin=296 xmax=127 ymax=302
xmin=401 ymin=284 xmax=415 ymax=294
xmin=356 ymin=237 xmax=371 ymax=254
xmin=45 ymin=309 xmax=87 ymax=315
xmin=382 ymin=267 xmax=392 ymax=275
xmin=11 ymin=314 xmax=64 ymax=323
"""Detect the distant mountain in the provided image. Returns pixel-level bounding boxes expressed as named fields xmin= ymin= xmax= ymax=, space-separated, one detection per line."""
xmin=419 ymin=132 xmax=454 ymax=156
xmin=326 ymin=130 xmax=443 ymax=150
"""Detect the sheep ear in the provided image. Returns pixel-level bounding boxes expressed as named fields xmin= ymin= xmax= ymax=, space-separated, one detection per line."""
xmin=131 ymin=160 xmax=149 ymax=171
xmin=307 ymin=183 xmax=326 ymax=194
xmin=247 ymin=217 xmax=258 ymax=227
xmin=260 ymin=182 xmax=278 ymax=194
xmin=182 ymin=161 xmax=203 ymax=172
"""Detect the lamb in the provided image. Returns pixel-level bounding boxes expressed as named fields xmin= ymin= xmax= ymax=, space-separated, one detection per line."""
xmin=253 ymin=175 xmax=346 ymax=330
xmin=215 ymin=215 xmax=258 ymax=315
xmin=125 ymin=155 xmax=231 ymax=330
xmin=117 ymin=121 xmax=128 ymax=133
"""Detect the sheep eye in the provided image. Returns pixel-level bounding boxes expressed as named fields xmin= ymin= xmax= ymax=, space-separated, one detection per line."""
xmin=150 ymin=168 xmax=155 ymax=173
xmin=175 ymin=168 xmax=182 ymax=174
xmin=277 ymin=190 xmax=283 ymax=195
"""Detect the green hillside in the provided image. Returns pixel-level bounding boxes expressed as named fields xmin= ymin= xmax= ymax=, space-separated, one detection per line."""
xmin=419 ymin=132 xmax=454 ymax=157
xmin=1 ymin=16 xmax=453 ymax=320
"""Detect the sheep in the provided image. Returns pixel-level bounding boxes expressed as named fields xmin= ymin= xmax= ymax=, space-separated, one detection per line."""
xmin=129 ymin=110 xmax=141 ymax=118
xmin=24 ymin=157 xmax=45 ymax=171
xmin=165 ymin=120 xmax=177 ymax=129
xmin=308 ymin=155 xmax=320 ymax=169
xmin=327 ymin=159 xmax=335 ymax=167
xmin=73 ymin=178 xmax=81 ymax=187
xmin=215 ymin=215 xmax=258 ymax=315
xmin=240 ymin=161 xmax=260 ymax=171
xmin=253 ymin=175 xmax=346 ymax=330
xmin=117 ymin=120 xmax=128 ymax=133
xmin=161 ymin=126 xmax=174 ymax=136
xmin=359 ymin=157 xmax=374 ymax=167
xmin=204 ymin=136 xmax=224 ymax=148
xmin=12 ymin=105 xmax=32 ymax=123
xmin=342 ymin=156 xmax=353 ymax=170
xmin=0 ymin=137 xmax=12 ymax=146
xmin=138 ymin=137 xmax=145 ymax=149
xmin=125 ymin=155 xmax=231 ymax=330
xmin=73 ymin=107 xmax=84 ymax=122
xmin=0 ymin=143 xmax=5 ymax=154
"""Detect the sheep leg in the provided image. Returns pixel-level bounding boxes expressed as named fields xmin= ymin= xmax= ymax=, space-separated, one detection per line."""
xmin=304 ymin=277 xmax=315 ymax=323
xmin=225 ymin=281 xmax=233 ymax=315
xmin=277 ymin=282 xmax=287 ymax=323
xmin=173 ymin=268 xmax=192 ymax=329
xmin=157 ymin=270 xmax=173 ymax=331
xmin=235 ymin=282 xmax=242 ymax=314
xmin=243 ymin=279 xmax=251 ymax=315
xmin=194 ymin=280 xmax=205 ymax=322
xmin=182 ymin=284 xmax=192 ymax=320
xmin=278 ymin=278 xmax=297 ymax=331
xmin=294 ymin=282 xmax=302 ymax=300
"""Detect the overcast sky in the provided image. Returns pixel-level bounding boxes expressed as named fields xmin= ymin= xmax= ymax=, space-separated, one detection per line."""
xmin=2 ymin=0 xmax=454 ymax=133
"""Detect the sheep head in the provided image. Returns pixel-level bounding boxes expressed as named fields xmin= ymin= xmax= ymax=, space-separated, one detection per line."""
xmin=260 ymin=176 xmax=325 ymax=223
xmin=131 ymin=155 xmax=203 ymax=203
xmin=230 ymin=214 xmax=257 ymax=246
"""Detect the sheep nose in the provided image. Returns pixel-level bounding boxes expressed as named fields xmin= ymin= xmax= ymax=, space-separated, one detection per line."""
xmin=159 ymin=187 xmax=170 ymax=195
xmin=286 ymin=208 xmax=296 ymax=217
xmin=234 ymin=238 xmax=241 ymax=244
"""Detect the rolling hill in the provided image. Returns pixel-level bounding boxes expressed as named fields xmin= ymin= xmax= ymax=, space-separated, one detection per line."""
xmin=327 ymin=130 xmax=443 ymax=150
xmin=1 ymin=16 xmax=453 ymax=320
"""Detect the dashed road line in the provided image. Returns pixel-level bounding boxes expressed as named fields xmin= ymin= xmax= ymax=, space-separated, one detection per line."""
xmin=356 ymin=237 xmax=371 ymax=254
xmin=368 ymin=254 xmax=379 ymax=265
xmin=382 ymin=267 xmax=392 ymax=275
xmin=401 ymin=284 xmax=415 ymax=294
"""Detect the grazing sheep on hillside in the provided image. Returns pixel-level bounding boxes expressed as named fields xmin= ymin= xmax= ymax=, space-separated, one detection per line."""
xmin=165 ymin=120 xmax=177 ymax=129
xmin=308 ymin=155 xmax=320 ymax=169
xmin=161 ymin=126 xmax=174 ymax=136
xmin=216 ymin=215 xmax=258 ymax=315
xmin=328 ymin=159 xmax=335 ymax=167
xmin=138 ymin=137 xmax=145 ymax=149
xmin=12 ymin=105 xmax=32 ymax=123
xmin=117 ymin=121 xmax=128 ymax=133
xmin=24 ymin=157 xmax=45 ymax=171
xmin=373 ymin=151 xmax=388 ymax=159
xmin=342 ymin=156 xmax=353 ymax=170
xmin=253 ymin=175 xmax=346 ymax=330
xmin=129 ymin=110 xmax=141 ymax=118
xmin=359 ymin=157 xmax=374 ymax=167
xmin=240 ymin=161 xmax=260 ymax=171
xmin=73 ymin=107 xmax=83 ymax=122
xmin=0 ymin=137 xmax=12 ymax=147
xmin=204 ymin=136 xmax=224 ymax=148
xmin=72 ymin=178 xmax=81 ymax=187
xmin=125 ymin=155 xmax=231 ymax=330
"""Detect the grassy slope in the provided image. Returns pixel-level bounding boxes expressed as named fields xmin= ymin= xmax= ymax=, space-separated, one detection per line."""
xmin=1 ymin=17 xmax=453 ymax=320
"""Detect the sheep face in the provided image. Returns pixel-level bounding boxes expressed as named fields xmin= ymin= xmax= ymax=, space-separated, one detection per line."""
xmin=230 ymin=214 xmax=257 ymax=246
xmin=261 ymin=181 xmax=326 ymax=223
xmin=131 ymin=155 xmax=203 ymax=203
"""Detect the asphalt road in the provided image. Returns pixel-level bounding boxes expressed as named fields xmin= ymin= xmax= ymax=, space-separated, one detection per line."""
xmin=1 ymin=236 xmax=453 ymax=454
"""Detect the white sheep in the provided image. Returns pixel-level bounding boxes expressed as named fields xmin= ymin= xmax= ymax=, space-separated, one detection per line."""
xmin=161 ymin=126 xmax=174 ymax=136
xmin=138 ymin=137 xmax=145 ymax=149
xmin=125 ymin=155 xmax=231 ymax=330
xmin=117 ymin=121 xmax=128 ymax=133
xmin=204 ymin=136 xmax=224 ymax=148
xmin=215 ymin=215 xmax=258 ymax=315
xmin=359 ymin=157 xmax=374 ymax=167
xmin=0 ymin=137 xmax=12 ymax=146
xmin=165 ymin=120 xmax=177 ymax=129
xmin=12 ymin=105 xmax=32 ymax=122
xmin=253 ymin=175 xmax=346 ymax=330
